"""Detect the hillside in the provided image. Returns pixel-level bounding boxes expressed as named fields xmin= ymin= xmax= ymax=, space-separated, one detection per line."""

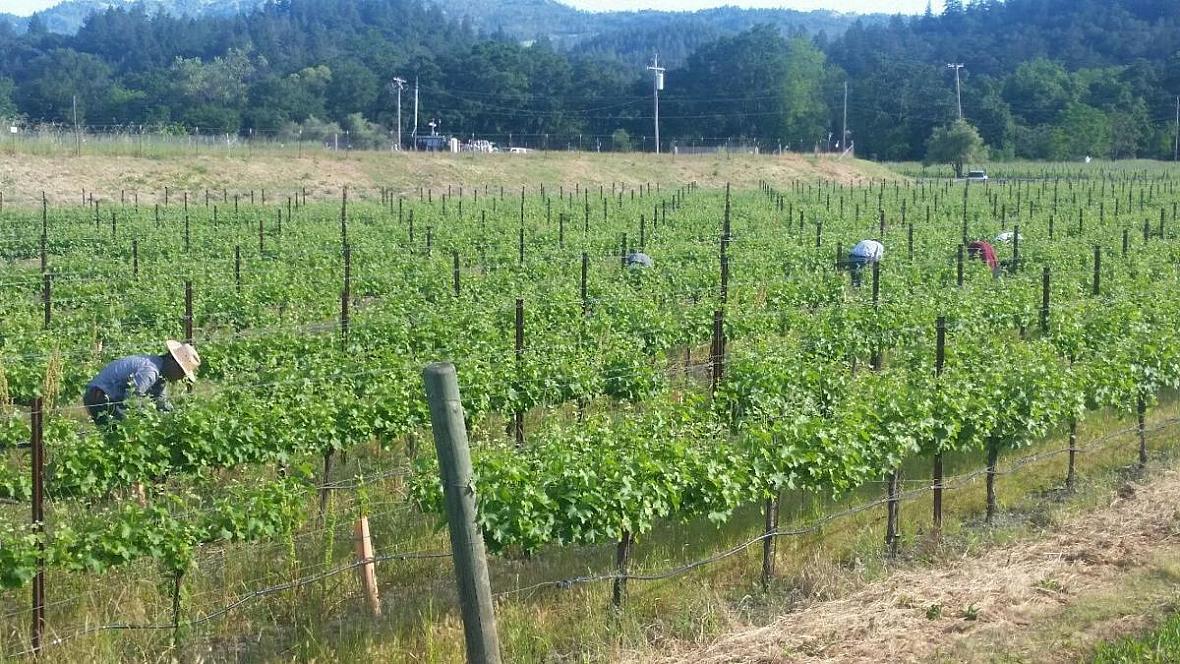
xmin=2 ymin=0 xmax=1178 ymax=163
xmin=1 ymin=0 xmax=877 ymax=58
xmin=426 ymin=0 xmax=879 ymax=65
xmin=0 ymin=0 xmax=261 ymax=34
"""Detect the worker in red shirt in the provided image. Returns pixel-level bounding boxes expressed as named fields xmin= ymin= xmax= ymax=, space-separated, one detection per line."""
xmin=967 ymin=240 xmax=999 ymax=275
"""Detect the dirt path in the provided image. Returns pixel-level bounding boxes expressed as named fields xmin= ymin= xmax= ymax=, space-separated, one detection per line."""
xmin=648 ymin=469 xmax=1180 ymax=663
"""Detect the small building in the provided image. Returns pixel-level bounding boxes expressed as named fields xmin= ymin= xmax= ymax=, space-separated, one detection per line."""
xmin=415 ymin=135 xmax=451 ymax=152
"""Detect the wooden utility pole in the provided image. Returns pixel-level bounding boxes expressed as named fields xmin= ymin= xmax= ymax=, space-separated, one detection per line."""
xmin=423 ymin=363 xmax=502 ymax=664
xmin=1174 ymin=96 xmax=1179 ymax=162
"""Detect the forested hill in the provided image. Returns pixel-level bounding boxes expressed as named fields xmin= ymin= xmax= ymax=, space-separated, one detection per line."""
xmin=0 ymin=0 xmax=1178 ymax=162
xmin=425 ymin=0 xmax=876 ymax=66
xmin=826 ymin=0 xmax=1180 ymax=160
xmin=1 ymin=0 xmax=875 ymax=47
xmin=832 ymin=0 xmax=1178 ymax=77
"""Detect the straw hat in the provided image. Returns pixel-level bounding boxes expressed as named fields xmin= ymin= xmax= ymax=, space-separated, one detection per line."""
xmin=165 ymin=340 xmax=201 ymax=381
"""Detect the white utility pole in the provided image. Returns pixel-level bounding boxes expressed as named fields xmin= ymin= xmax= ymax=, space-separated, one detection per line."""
xmin=72 ymin=94 xmax=80 ymax=155
xmin=392 ymin=77 xmax=406 ymax=151
xmin=946 ymin=63 xmax=965 ymax=120
xmin=413 ymin=77 xmax=420 ymax=150
xmin=647 ymin=54 xmax=665 ymax=154
xmin=842 ymin=80 xmax=848 ymax=156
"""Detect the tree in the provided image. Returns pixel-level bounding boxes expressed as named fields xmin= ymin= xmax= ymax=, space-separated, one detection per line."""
xmin=1049 ymin=103 xmax=1111 ymax=159
xmin=14 ymin=49 xmax=128 ymax=124
xmin=0 ymin=77 xmax=16 ymax=120
xmin=847 ymin=58 xmax=956 ymax=161
xmin=611 ymin=128 xmax=632 ymax=152
xmin=925 ymin=119 xmax=986 ymax=177
xmin=1002 ymin=59 xmax=1074 ymax=126
xmin=781 ymin=37 xmax=830 ymax=148
xmin=669 ymin=26 xmax=832 ymax=147
xmin=963 ymin=76 xmax=1015 ymax=157
xmin=323 ymin=60 xmax=379 ymax=124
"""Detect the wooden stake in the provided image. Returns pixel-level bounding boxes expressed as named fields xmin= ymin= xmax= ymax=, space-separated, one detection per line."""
xmin=354 ymin=517 xmax=381 ymax=617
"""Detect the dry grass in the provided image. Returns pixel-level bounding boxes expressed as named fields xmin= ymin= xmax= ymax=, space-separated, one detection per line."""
xmin=0 ymin=151 xmax=898 ymax=207
xmin=643 ymin=416 xmax=1180 ymax=664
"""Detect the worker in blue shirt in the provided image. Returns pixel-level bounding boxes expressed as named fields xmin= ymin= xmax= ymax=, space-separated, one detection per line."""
xmin=847 ymin=239 xmax=884 ymax=287
xmin=83 ymin=340 xmax=200 ymax=426
xmin=626 ymin=251 xmax=653 ymax=269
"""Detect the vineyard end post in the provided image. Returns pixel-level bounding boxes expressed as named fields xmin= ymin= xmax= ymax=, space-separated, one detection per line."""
xmin=423 ymin=363 xmax=502 ymax=664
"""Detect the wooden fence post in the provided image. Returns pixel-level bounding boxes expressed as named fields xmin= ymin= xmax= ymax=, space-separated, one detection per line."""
xmin=710 ymin=310 xmax=725 ymax=396
xmin=453 ymin=251 xmax=461 ymax=297
xmin=30 ymin=397 xmax=45 ymax=655
xmin=581 ymin=253 xmax=589 ymax=316
xmin=760 ymin=491 xmax=781 ymax=591
xmin=933 ymin=317 xmax=946 ymax=537
xmin=423 ymin=363 xmax=502 ymax=664
xmin=1066 ymin=416 xmax=1077 ymax=491
xmin=514 ymin=299 xmax=525 ymax=447
xmin=1040 ymin=268 xmax=1050 ymax=333
xmin=612 ymin=530 xmax=633 ymax=610
xmin=42 ymin=274 xmax=51 ymax=329
xmin=1092 ymin=245 xmax=1101 ymax=296
xmin=985 ymin=440 xmax=999 ymax=524
xmin=341 ymin=246 xmax=351 ymax=348
xmin=1138 ymin=395 xmax=1148 ymax=469
xmin=184 ymin=281 xmax=193 ymax=344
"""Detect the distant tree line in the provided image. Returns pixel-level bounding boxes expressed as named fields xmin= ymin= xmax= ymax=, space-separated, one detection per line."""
xmin=0 ymin=0 xmax=1177 ymax=160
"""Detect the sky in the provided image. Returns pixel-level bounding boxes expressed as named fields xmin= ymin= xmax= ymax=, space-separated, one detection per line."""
xmin=3 ymin=0 xmax=943 ymax=17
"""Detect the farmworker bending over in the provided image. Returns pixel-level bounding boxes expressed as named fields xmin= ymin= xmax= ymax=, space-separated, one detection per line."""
xmin=967 ymin=240 xmax=999 ymax=273
xmin=626 ymin=251 xmax=653 ymax=269
xmin=83 ymin=340 xmax=200 ymax=426
xmin=847 ymin=239 xmax=884 ymax=287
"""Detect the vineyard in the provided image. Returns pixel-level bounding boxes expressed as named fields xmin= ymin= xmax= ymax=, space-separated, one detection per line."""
xmin=2 ymin=166 xmax=1180 ymax=661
